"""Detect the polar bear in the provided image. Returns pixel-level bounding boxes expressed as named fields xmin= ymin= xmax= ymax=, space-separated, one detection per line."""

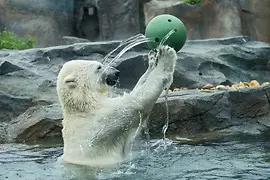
xmin=56 ymin=45 xmax=177 ymax=167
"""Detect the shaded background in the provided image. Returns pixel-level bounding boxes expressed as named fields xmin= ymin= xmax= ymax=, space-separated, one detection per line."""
xmin=0 ymin=0 xmax=269 ymax=47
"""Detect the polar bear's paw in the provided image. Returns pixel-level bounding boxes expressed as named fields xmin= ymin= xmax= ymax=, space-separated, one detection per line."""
xmin=148 ymin=49 xmax=158 ymax=69
xmin=156 ymin=45 xmax=177 ymax=72
xmin=160 ymin=45 xmax=176 ymax=56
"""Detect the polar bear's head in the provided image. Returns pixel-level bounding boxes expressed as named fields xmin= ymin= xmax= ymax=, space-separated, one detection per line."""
xmin=57 ymin=60 xmax=120 ymax=113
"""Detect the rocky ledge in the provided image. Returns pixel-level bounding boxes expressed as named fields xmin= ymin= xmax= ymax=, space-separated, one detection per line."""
xmin=0 ymin=36 xmax=269 ymax=143
xmin=150 ymin=85 xmax=270 ymax=139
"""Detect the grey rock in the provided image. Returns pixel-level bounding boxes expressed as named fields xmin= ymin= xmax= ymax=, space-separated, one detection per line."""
xmin=0 ymin=0 xmax=149 ymax=47
xmin=98 ymin=0 xmax=141 ymax=40
xmin=1 ymin=0 xmax=269 ymax=48
xmin=172 ymin=36 xmax=270 ymax=89
xmin=144 ymin=0 xmax=270 ymax=43
xmin=0 ymin=61 xmax=23 ymax=76
xmin=73 ymin=0 xmax=100 ymax=41
xmin=0 ymin=92 xmax=33 ymax=123
xmin=6 ymin=104 xmax=62 ymax=142
xmin=118 ymin=36 xmax=270 ymax=90
xmin=149 ymin=86 xmax=270 ymax=137
xmin=0 ymin=36 xmax=269 ymax=142
xmin=239 ymin=0 xmax=270 ymax=43
xmin=0 ymin=0 xmax=74 ymax=47
xmin=73 ymin=0 xmax=147 ymax=42
xmin=62 ymin=36 xmax=90 ymax=45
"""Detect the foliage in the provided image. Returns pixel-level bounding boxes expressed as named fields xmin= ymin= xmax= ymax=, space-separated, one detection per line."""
xmin=182 ymin=0 xmax=203 ymax=5
xmin=0 ymin=29 xmax=35 ymax=50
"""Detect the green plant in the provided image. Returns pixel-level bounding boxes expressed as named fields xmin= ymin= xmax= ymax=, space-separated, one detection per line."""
xmin=0 ymin=29 xmax=35 ymax=50
xmin=182 ymin=0 xmax=203 ymax=5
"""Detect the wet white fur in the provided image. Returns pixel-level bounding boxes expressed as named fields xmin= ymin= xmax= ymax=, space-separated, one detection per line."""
xmin=57 ymin=45 xmax=177 ymax=167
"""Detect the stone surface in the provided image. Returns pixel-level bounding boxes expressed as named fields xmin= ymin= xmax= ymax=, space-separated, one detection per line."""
xmin=73 ymin=0 xmax=145 ymax=42
xmin=73 ymin=0 xmax=100 ymax=41
xmin=1 ymin=0 xmax=269 ymax=48
xmin=98 ymin=0 xmax=141 ymax=40
xmin=149 ymin=86 xmax=270 ymax=137
xmin=0 ymin=0 xmax=74 ymax=47
xmin=6 ymin=104 xmax=62 ymax=142
xmin=239 ymin=0 xmax=270 ymax=43
xmin=0 ymin=36 xmax=269 ymax=142
xmin=144 ymin=0 xmax=270 ymax=43
xmin=0 ymin=0 xmax=149 ymax=46
xmin=62 ymin=36 xmax=90 ymax=45
xmin=171 ymin=36 xmax=270 ymax=89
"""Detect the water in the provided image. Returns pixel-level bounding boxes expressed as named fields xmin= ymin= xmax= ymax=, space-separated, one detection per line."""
xmin=100 ymin=34 xmax=153 ymax=79
xmin=102 ymin=29 xmax=176 ymax=66
xmin=162 ymin=89 xmax=170 ymax=140
xmin=102 ymin=34 xmax=150 ymax=64
xmin=102 ymin=31 xmax=177 ymax=141
xmin=1 ymin=134 xmax=270 ymax=180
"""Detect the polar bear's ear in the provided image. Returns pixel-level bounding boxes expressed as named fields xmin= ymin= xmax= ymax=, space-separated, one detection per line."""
xmin=64 ymin=74 xmax=77 ymax=89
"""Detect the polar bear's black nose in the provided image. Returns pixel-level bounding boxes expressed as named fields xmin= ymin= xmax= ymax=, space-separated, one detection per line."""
xmin=105 ymin=68 xmax=120 ymax=86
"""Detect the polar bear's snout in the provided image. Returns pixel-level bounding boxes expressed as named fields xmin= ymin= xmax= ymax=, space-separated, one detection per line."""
xmin=102 ymin=66 xmax=120 ymax=86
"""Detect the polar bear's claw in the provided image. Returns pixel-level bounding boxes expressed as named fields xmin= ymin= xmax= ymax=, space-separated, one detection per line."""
xmin=157 ymin=45 xmax=176 ymax=60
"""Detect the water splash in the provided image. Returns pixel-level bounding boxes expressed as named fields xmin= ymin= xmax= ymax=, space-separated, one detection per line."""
xmin=101 ymin=36 xmax=154 ymax=78
xmin=159 ymin=29 xmax=177 ymax=47
xmin=151 ymin=138 xmax=174 ymax=151
xmin=98 ymin=34 xmax=154 ymax=85
xmin=162 ymin=89 xmax=170 ymax=140
xmin=100 ymin=28 xmax=176 ymax=82
xmin=143 ymin=124 xmax=151 ymax=155
xmin=125 ymin=111 xmax=143 ymax=174
xmin=102 ymin=34 xmax=146 ymax=64
xmin=148 ymin=89 xmax=173 ymax=151
xmin=158 ymin=29 xmax=176 ymax=143
xmin=100 ymin=30 xmax=177 ymax=149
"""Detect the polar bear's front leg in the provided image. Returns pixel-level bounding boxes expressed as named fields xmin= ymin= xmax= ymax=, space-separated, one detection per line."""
xmin=154 ymin=45 xmax=177 ymax=89
xmin=133 ymin=50 xmax=158 ymax=91
xmin=128 ymin=45 xmax=177 ymax=110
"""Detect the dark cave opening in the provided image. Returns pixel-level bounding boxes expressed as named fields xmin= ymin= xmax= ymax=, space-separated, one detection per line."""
xmin=73 ymin=1 xmax=100 ymax=41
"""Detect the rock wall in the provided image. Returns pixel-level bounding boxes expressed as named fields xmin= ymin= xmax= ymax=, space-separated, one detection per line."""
xmin=0 ymin=0 xmax=74 ymax=47
xmin=144 ymin=0 xmax=270 ymax=43
xmin=97 ymin=0 xmax=141 ymax=40
xmin=73 ymin=0 xmax=100 ymax=41
xmin=0 ymin=0 xmax=269 ymax=47
xmin=0 ymin=37 xmax=269 ymax=142
xmin=239 ymin=0 xmax=270 ymax=43
xmin=150 ymin=86 xmax=270 ymax=137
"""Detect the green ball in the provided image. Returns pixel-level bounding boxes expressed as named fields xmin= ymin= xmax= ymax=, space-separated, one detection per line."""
xmin=145 ymin=14 xmax=187 ymax=52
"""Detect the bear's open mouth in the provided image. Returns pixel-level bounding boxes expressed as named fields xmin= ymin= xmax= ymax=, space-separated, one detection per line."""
xmin=103 ymin=68 xmax=120 ymax=86
xmin=106 ymin=79 xmax=118 ymax=86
